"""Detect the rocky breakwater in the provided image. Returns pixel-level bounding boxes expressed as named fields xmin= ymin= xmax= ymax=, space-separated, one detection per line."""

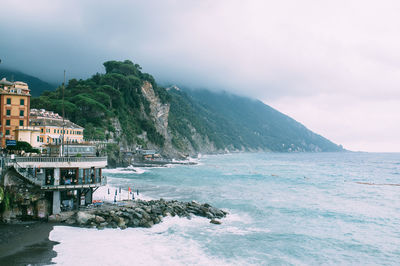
xmin=49 ymin=199 xmax=228 ymax=230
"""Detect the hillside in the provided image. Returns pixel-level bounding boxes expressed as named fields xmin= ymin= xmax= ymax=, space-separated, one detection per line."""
xmin=27 ymin=60 xmax=343 ymax=162
xmin=168 ymin=89 xmax=343 ymax=153
xmin=0 ymin=68 xmax=56 ymax=96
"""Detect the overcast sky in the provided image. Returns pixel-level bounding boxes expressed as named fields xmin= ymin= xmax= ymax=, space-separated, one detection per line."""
xmin=1 ymin=0 xmax=399 ymax=152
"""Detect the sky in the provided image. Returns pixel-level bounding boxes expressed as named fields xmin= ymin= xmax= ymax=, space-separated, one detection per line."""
xmin=1 ymin=0 xmax=400 ymax=152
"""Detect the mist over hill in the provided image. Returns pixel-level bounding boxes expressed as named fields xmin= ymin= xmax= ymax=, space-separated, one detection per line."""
xmin=0 ymin=68 xmax=56 ymax=96
xmin=168 ymin=88 xmax=343 ymax=152
xmin=4 ymin=60 xmax=343 ymax=161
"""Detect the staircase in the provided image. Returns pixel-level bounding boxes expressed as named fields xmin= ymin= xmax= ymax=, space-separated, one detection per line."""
xmin=11 ymin=160 xmax=44 ymax=187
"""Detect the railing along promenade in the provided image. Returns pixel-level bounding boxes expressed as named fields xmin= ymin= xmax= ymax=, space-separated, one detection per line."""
xmin=14 ymin=156 xmax=107 ymax=163
xmin=3 ymin=156 xmax=108 ymax=190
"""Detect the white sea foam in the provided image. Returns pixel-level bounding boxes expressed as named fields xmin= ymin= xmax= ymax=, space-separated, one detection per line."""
xmin=103 ymin=166 xmax=147 ymax=175
xmin=49 ymin=218 xmax=237 ymax=266
xmin=49 ymin=152 xmax=400 ymax=265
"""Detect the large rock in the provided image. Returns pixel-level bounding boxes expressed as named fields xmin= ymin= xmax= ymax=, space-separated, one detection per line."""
xmin=48 ymin=211 xmax=75 ymax=223
xmin=143 ymin=220 xmax=154 ymax=228
xmin=66 ymin=218 xmax=76 ymax=225
xmin=95 ymin=215 xmax=105 ymax=223
xmin=76 ymin=211 xmax=96 ymax=225
xmin=117 ymin=217 xmax=126 ymax=228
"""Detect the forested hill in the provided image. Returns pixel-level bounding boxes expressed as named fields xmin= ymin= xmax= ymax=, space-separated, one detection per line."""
xmin=26 ymin=60 xmax=343 ymax=158
xmin=168 ymin=88 xmax=343 ymax=152
xmin=0 ymin=68 xmax=56 ymax=96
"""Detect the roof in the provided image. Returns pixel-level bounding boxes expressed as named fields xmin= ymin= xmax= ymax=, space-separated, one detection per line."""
xmin=0 ymin=78 xmax=14 ymax=86
xmin=30 ymin=108 xmax=62 ymax=119
xmin=30 ymin=117 xmax=84 ymax=129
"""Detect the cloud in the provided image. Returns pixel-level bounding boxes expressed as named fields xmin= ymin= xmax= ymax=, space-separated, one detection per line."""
xmin=1 ymin=0 xmax=399 ymax=151
xmin=269 ymin=94 xmax=400 ymax=152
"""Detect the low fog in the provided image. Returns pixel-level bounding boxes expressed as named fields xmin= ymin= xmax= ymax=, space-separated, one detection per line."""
xmin=1 ymin=0 xmax=400 ymax=151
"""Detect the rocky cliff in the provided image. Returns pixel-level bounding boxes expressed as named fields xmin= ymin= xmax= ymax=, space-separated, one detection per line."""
xmin=30 ymin=59 xmax=344 ymax=163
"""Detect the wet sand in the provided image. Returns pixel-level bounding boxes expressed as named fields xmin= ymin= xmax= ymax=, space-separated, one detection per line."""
xmin=0 ymin=221 xmax=58 ymax=265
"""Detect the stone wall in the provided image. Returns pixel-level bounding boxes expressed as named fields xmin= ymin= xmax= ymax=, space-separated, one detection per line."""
xmin=0 ymin=169 xmax=50 ymax=223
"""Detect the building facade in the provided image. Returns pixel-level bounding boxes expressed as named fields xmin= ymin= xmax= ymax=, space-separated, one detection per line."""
xmin=30 ymin=109 xmax=84 ymax=146
xmin=0 ymin=78 xmax=31 ymax=148
xmin=15 ymin=126 xmax=41 ymax=148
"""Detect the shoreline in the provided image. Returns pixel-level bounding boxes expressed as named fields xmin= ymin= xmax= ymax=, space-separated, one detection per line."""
xmin=0 ymin=221 xmax=58 ymax=265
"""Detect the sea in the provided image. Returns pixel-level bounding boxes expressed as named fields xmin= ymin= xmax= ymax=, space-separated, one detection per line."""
xmin=49 ymin=152 xmax=400 ymax=265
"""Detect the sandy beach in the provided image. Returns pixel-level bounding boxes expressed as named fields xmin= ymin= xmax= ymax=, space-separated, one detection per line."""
xmin=0 ymin=221 xmax=58 ymax=265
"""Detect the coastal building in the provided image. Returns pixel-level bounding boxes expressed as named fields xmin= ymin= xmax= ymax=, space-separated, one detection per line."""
xmin=7 ymin=155 xmax=107 ymax=214
xmin=30 ymin=109 xmax=84 ymax=146
xmin=15 ymin=126 xmax=41 ymax=148
xmin=0 ymin=78 xmax=31 ymax=148
xmin=0 ymin=79 xmax=108 ymax=216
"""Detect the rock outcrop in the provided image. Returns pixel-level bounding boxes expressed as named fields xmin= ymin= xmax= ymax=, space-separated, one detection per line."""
xmin=49 ymin=199 xmax=228 ymax=230
xmin=1 ymin=170 xmax=50 ymax=223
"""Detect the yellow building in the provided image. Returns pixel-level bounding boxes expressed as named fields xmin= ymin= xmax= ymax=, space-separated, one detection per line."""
xmin=15 ymin=126 xmax=41 ymax=148
xmin=30 ymin=109 xmax=84 ymax=146
xmin=0 ymin=78 xmax=31 ymax=148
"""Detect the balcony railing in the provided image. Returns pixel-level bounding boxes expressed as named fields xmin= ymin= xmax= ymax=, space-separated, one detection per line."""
xmin=6 ymin=157 xmax=108 ymax=189
xmin=14 ymin=156 xmax=107 ymax=163
xmin=41 ymin=176 xmax=107 ymax=190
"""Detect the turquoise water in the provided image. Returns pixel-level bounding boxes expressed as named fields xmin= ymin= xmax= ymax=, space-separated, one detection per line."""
xmin=51 ymin=152 xmax=400 ymax=265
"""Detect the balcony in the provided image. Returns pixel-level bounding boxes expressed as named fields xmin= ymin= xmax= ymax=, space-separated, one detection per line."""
xmin=41 ymin=176 xmax=107 ymax=190
xmin=12 ymin=156 xmax=108 ymax=168
xmin=11 ymin=159 xmax=107 ymax=190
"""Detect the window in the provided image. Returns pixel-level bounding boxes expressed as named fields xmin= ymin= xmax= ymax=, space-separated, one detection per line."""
xmin=20 ymin=99 xmax=24 ymax=105
xmin=19 ymin=120 xmax=24 ymax=126
xmin=5 ymin=130 xmax=10 ymax=135
xmin=6 ymin=120 xmax=10 ymax=126
xmin=6 ymin=98 xmax=11 ymax=104
xmin=19 ymin=110 xmax=24 ymax=116
xmin=41 ymin=128 xmax=44 ymax=133
xmin=6 ymin=110 xmax=10 ymax=116
xmin=40 ymin=137 xmax=43 ymax=142
xmin=54 ymin=129 xmax=56 ymax=133
xmin=37 ymin=136 xmax=40 ymax=142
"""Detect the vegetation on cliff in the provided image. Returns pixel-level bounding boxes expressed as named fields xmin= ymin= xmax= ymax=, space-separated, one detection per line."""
xmin=28 ymin=60 xmax=343 ymax=154
xmin=31 ymin=60 xmax=165 ymax=147
xmin=168 ymin=89 xmax=344 ymax=152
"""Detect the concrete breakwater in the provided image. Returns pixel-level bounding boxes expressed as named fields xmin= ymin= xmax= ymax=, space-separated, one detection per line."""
xmin=49 ymin=199 xmax=228 ymax=229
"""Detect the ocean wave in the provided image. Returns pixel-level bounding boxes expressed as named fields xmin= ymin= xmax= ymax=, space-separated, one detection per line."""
xmin=49 ymin=222 xmax=238 ymax=266
xmin=103 ymin=166 xmax=147 ymax=175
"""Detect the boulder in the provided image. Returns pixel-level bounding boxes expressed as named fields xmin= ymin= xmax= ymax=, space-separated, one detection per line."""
xmin=143 ymin=220 xmax=154 ymax=228
xmin=76 ymin=211 xmax=96 ymax=225
xmin=132 ymin=211 xmax=142 ymax=219
xmin=117 ymin=217 xmax=126 ymax=227
xmin=210 ymin=219 xmax=221 ymax=225
xmin=48 ymin=214 xmax=61 ymax=223
xmin=66 ymin=218 xmax=76 ymax=225
xmin=95 ymin=215 xmax=106 ymax=223
xmin=96 ymin=224 xmax=105 ymax=230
